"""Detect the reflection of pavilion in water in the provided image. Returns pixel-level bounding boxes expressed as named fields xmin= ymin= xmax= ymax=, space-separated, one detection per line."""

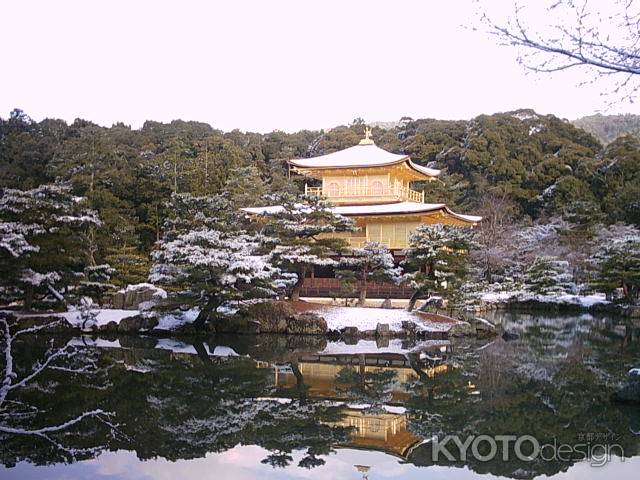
xmin=274 ymin=342 xmax=452 ymax=460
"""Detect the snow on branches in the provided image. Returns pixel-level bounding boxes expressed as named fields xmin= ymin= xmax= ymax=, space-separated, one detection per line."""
xmin=256 ymin=193 xmax=355 ymax=300
xmin=151 ymin=193 xmax=285 ymax=327
xmin=0 ymin=183 xmax=104 ymax=307
xmin=524 ymin=256 xmax=576 ymax=296
xmin=0 ymin=313 xmax=118 ymax=460
xmin=403 ymin=224 xmax=476 ymax=310
xmin=337 ymin=242 xmax=401 ymax=306
xmin=591 ymin=223 xmax=640 ymax=302
xmin=0 ymin=221 xmax=43 ymax=258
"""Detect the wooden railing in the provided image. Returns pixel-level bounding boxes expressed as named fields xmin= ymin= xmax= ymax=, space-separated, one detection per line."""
xmin=306 ymin=184 xmax=424 ymax=203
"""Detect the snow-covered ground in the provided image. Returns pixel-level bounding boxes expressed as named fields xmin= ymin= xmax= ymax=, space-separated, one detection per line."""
xmin=155 ymin=309 xmax=200 ymax=330
xmin=5 ymin=302 xmax=454 ymax=334
xmin=480 ymin=291 xmax=609 ymax=308
xmin=313 ymin=306 xmax=452 ymax=333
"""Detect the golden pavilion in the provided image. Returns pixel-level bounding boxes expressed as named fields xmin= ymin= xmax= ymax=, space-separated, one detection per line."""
xmin=248 ymin=128 xmax=481 ymax=252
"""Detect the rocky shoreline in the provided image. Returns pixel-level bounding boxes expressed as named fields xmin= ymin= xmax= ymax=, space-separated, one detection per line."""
xmin=3 ymin=300 xmax=465 ymax=341
xmin=7 ymin=295 xmax=638 ymax=341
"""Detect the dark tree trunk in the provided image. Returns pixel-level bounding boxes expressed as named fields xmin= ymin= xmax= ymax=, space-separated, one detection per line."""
xmin=193 ymin=298 xmax=221 ymax=330
xmin=193 ymin=341 xmax=211 ymax=363
xmin=24 ymin=285 xmax=34 ymax=311
xmin=356 ymin=266 xmax=368 ymax=307
xmin=290 ymin=268 xmax=307 ymax=301
xmin=406 ymin=289 xmax=423 ymax=312
xmin=357 ymin=285 xmax=367 ymax=307
xmin=290 ymin=356 xmax=307 ymax=402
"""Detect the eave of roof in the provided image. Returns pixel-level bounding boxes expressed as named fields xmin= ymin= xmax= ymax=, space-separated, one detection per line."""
xmin=288 ymin=143 xmax=440 ymax=179
xmin=242 ymin=201 xmax=482 ymax=225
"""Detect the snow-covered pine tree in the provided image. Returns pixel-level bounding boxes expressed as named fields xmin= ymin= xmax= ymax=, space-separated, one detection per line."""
xmin=0 ymin=183 xmax=101 ymax=309
xmin=591 ymin=224 xmax=640 ymax=303
xmin=403 ymin=224 xmax=475 ymax=311
xmin=150 ymin=193 xmax=284 ymax=328
xmin=261 ymin=193 xmax=354 ymax=301
xmin=76 ymin=264 xmax=117 ymax=305
xmin=336 ymin=242 xmax=401 ymax=306
xmin=523 ymin=255 xmax=576 ymax=296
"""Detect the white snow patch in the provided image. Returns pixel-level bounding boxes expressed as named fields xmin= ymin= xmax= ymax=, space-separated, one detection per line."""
xmin=154 ymin=338 xmax=199 ymax=354
xmin=68 ymin=337 xmax=122 ymax=348
xmin=61 ymin=309 xmax=139 ymax=327
xmin=315 ymin=306 xmax=451 ymax=333
xmin=512 ymin=111 xmax=538 ymax=121
xmin=480 ymin=291 xmax=609 ymax=308
xmin=327 ymin=401 xmax=407 ymax=414
xmin=125 ymin=364 xmax=153 ymax=373
xmin=155 ymin=309 xmax=200 ymax=330
xmin=255 ymin=397 xmax=293 ymax=404
xmin=320 ymin=339 xmax=408 ymax=355
xmin=212 ymin=346 xmax=239 ymax=357
xmin=154 ymin=338 xmax=240 ymax=357
xmin=319 ymin=339 xmax=450 ymax=355
xmin=117 ymin=282 xmax=167 ymax=299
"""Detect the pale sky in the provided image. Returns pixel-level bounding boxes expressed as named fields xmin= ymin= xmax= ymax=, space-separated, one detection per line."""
xmin=0 ymin=0 xmax=635 ymax=132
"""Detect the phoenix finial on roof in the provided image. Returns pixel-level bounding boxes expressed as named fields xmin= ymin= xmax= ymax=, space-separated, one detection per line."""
xmin=359 ymin=126 xmax=374 ymax=145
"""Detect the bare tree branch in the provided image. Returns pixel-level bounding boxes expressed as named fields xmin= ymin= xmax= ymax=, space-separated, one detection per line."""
xmin=480 ymin=0 xmax=640 ymax=103
xmin=0 ymin=314 xmax=118 ymax=459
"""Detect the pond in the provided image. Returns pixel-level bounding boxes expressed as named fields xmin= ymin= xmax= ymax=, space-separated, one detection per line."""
xmin=1 ymin=311 xmax=639 ymax=480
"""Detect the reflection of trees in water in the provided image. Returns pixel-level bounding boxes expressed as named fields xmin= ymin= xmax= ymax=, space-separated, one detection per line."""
xmin=335 ymin=363 xmax=399 ymax=410
xmin=0 ymin=316 xmax=121 ymax=466
xmin=406 ymin=314 xmax=640 ymax=479
xmin=0 ymin=333 xmax=350 ymax=470
xmin=2 ymin=316 xmax=639 ymax=478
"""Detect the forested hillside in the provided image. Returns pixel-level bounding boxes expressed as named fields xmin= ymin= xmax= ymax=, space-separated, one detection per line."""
xmin=1 ymin=107 xmax=639 ymax=288
xmin=572 ymin=113 xmax=640 ymax=145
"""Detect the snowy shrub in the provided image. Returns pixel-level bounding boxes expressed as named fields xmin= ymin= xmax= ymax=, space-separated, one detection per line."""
xmin=523 ymin=256 xmax=576 ymax=296
xmin=590 ymin=223 xmax=640 ymax=303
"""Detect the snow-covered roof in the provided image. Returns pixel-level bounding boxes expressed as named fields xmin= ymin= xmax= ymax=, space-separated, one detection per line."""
xmin=243 ymin=201 xmax=482 ymax=224
xmin=289 ymin=143 xmax=440 ymax=178
xmin=334 ymin=202 xmax=445 ymax=216
xmin=337 ymin=202 xmax=481 ymax=223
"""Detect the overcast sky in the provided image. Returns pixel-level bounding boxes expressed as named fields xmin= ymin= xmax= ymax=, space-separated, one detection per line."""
xmin=1 ymin=0 xmax=634 ymax=132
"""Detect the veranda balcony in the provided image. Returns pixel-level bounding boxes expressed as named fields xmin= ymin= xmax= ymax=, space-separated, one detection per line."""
xmin=305 ymin=183 xmax=424 ymax=204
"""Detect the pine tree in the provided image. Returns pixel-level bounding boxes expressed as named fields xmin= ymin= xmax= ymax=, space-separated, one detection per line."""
xmin=403 ymin=224 xmax=475 ymax=311
xmin=224 ymin=165 xmax=269 ymax=208
xmin=0 ymin=183 xmax=101 ymax=309
xmin=591 ymin=224 xmax=640 ymax=303
xmin=150 ymin=193 xmax=283 ymax=328
xmin=76 ymin=264 xmax=117 ymax=305
xmin=523 ymin=255 xmax=576 ymax=296
xmin=259 ymin=193 xmax=354 ymax=300
xmin=336 ymin=242 xmax=401 ymax=306
xmin=104 ymin=245 xmax=150 ymax=286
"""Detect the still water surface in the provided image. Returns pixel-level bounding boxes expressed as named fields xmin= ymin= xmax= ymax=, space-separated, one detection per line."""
xmin=1 ymin=311 xmax=638 ymax=479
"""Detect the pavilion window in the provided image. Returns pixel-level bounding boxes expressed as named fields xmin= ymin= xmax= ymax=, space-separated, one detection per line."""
xmin=371 ymin=180 xmax=384 ymax=195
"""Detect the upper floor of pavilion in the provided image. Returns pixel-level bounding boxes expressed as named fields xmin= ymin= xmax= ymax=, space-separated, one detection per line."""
xmin=289 ymin=128 xmax=440 ymax=205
